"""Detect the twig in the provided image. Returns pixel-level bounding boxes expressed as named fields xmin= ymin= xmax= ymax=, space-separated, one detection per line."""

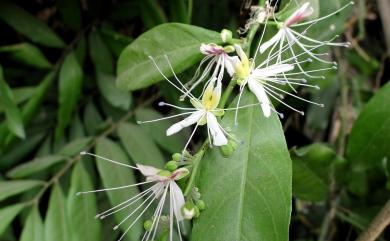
xmin=377 ymin=0 xmax=390 ymax=56
xmin=356 ymin=199 xmax=390 ymax=241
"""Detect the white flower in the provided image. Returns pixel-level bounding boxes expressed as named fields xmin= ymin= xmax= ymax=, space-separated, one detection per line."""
xmin=231 ymin=44 xmax=324 ymax=121
xmin=259 ymin=2 xmax=353 ymax=75
xmin=138 ymin=56 xmax=229 ymax=150
xmin=78 ymin=152 xmax=188 ymax=241
xmin=181 ymin=43 xmax=236 ymax=99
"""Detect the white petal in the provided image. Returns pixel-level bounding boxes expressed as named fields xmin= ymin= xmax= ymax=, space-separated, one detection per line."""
xmin=137 ymin=164 xmax=160 ymax=177
xmin=206 ymin=113 xmax=228 ymax=146
xmin=170 ymin=181 xmax=185 ymax=221
xmin=224 ymin=56 xmax=237 ymax=76
xmin=166 ymin=111 xmax=204 ymax=136
xmin=252 ymin=63 xmax=294 ymax=78
xmin=248 ymin=79 xmax=271 ymax=118
xmin=259 ymin=30 xmax=283 ymax=53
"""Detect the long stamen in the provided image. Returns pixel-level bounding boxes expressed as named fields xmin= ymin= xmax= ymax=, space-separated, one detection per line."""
xmin=292 ymin=2 xmax=354 ymax=27
xmin=100 ymin=188 xmax=155 ymax=220
xmin=148 ymin=56 xmax=197 ymax=100
xmin=137 ymin=111 xmax=198 ymax=124
xmin=263 ymin=87 xmax=305 ymax=115
xmin=262 ymin=82 xmax=324 ymax=107
xmin=171 ymin=182 xmax=184 ymax=241
xmin=149 ymin=186 xmax=169 ymax=241
xmin=164 ymin=55 xmax=198 ymax=100
xmin=182 ymin=118 xmax=202 ymax=152
xmin=251 ymin=13 xmax=271 ymax=69
xmin=143 ymin=184 xmax=167 ymax=241
xmin=80 ymin=152 xmax=139 ymax=170
xmin=96 ymin=186 xmax=155 ymax=219
xmin=77 ymin=180 xmax=154 ymax=196
xmin=158 ymin=102 xmax=199 ymax=111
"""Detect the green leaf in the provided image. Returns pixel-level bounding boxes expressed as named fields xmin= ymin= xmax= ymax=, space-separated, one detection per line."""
xmin=135 ymin=108 xmax=186 ymax=153
xmin=97 ymin=72 xmax=131 ymax=110
xmin=7 ymin=155 xmax=67 ymax=178
xmin=69 ymin=114 xmax=85 ymax=139
xmin=100 ymin=28 xmax=132 ymax=58
xmin=0 ymin=132 xmax=45 ymax=168
xmin=56 ymin=0 xmax=82 ymax=30
xmin=192 ymin=91 xmax=292 ymax=241
xmin=44 ymin=183 xmax=70 ymax=241
xmin=116 ymin=23 xmax=222 ymax=91
xmin=68 ymin=162 xmax=101 ymax=241
xmin=291 ymin=143 xmax=336 ymax=202
xmin=89 ymin=29 xmax=114 ymax=74
xmin=0 ymin=2 xmax=65 ymax=48
xmin=118 ymin=122 xmax=165 ymax=168
xmin=0 ymin=65 xmax=25 ymax=138
xmin=0 ymin=180 xmax=43 ymax=202
xmin=139 ymin=0 xmax=167 ymax=29
xmin=83 ymin=101 xmax=103 ymax=135
xmin=0 ymin=203 xmax=26 ymax=236
xmin=20 ymin=207 xmax=44 ymax=241
xmin=95 ymin=138 xmax=143 ymax=241
xmin=347 ymin=82 xmax=390 ymax=170
xmin=58 ymin=137 xmax=92 ymax=156
xmin=0 ymin=43 xmax=52 ymax=69
xmin=56 ymin=51 xmax=83 ymax=139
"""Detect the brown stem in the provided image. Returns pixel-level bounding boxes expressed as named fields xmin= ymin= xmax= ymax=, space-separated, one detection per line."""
xmin=356 ymin=199 xmax=390 ymax=241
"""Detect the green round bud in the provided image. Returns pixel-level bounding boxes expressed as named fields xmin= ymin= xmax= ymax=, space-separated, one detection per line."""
xmin=196 ymin=200 xmax=206 ymax=210
xmin=220 ymin=29 xmax=233 ymax=43
xmin=144 ymin=220 xmax=153 ymax=231
xmin=223 ymin=45 xmax=235 ymax=53
xmin=172 ymin=153 xmax=182 ymax=162
xmin=194 ymin=206 xmax=200 ymax=218
xmin=219 ymin=144 xmax=235 ymax=158
xmin=158 ymin=170 xmax=172 ymax=178
xmin=165 ymin=161 xmax=178 ymax=171
xmin=182 ymin=201 xmax=196 ymax=220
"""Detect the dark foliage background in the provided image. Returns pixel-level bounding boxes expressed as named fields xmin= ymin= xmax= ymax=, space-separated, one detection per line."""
xmin=0 ymin=0 xmax=389 ymax=241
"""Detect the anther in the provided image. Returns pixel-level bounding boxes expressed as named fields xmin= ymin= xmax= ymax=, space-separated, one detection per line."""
xmin=80 ymin=151 xmax=87 ymax=155
xmin=113 ymin=225 xmax=119 ymax=230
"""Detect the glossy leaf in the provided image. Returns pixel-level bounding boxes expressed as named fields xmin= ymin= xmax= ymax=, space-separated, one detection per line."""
xmin=7 ymin=155 xmax=67 ymax=178
xmin=347 ymin=82 xmax=390 ymax=170
xmin=0 ymin=65 xmax=25 ymax=138
xmin=44 ymin=183 xmax=70 ymax=241
xmin=83 ymin=101 xmax=103 ymax=135
xmin=95 ymin=138 xmax=142 ymax=241
xmin=56 ymin=52 xmax=83 ymax=139
xmin=0 ymin=2 xmax=65 ymax=48
xmin=291 ymin=143 xmax=336 ymax=202
xmin=192 ymin=91 xmax=292 ymax=241
xmin=97 ymin=72 xmax=131 ymax=110
xmin=58 ymin=137 xmax=92 ymax=156
xmin=0 ymin=43 xmax=52 ymax=69
xmin=100 ymin=28 xmax=132 ymax=58
xmin=116 ymin=23 xmax=221 ymax=91
xmin=20 ymin=207 xmax=44 ymax=241
xmin=135 ymin=108 xmax=186 ymax=153
xmin=89 ymin=29 xmax=114 ymax=74
xmin=0 ymin=180 xmax=43 ymax=201
xmin=118 ymin=122 xmax=165 ymax=168
xmin=68 ymin=162 xmax=101 ymax=241
xmin=0 ymin=203 xmax=26 ymax=236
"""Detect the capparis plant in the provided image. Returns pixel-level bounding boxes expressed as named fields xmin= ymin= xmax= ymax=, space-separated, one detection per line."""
xmin=0 ymin=0 xmax=389 ymax=241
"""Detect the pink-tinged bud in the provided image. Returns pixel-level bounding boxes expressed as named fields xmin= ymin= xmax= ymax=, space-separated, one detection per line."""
xmin=284 ymin=3 xmax=313 ymax=27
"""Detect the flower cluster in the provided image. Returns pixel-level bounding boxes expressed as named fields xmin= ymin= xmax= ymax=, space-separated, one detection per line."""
xmin=78 ymin=2 xmax=352 ymax=241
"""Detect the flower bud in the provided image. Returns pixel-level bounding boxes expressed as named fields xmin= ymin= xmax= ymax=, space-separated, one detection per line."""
xmin=220 ymin=29 xmax=233 ymax=43
xmin=194 ymin=206 xmax=200 ymax=218
xmin=219 ymin=138 xmax=238 ymax=158
xmin=172 ymin=153 xmax=182 ymax=162
xmin=196 ymin=200 xmax=206 ymax=211
xmin=165 ymin=161 xmax=178 ymax=171
xmin=182 ymin=201 xmax=196 ymax=220
xmin=158 ymin=170 xmax=172 ymax=178
xmin=223 ymin=45 xmax=235 ymax=53
xmin=143 ymin=219 xmax=153 ymax=231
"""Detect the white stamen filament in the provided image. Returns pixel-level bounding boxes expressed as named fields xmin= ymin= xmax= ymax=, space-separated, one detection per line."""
xmin=80 ymin=152 xmax=139 ymax=170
